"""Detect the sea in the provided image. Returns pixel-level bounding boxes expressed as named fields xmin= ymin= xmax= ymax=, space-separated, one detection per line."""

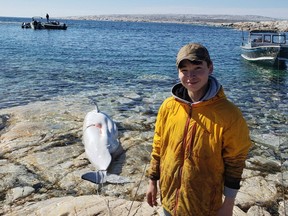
xmin=0 ymin=17 xmax=287 ymax=138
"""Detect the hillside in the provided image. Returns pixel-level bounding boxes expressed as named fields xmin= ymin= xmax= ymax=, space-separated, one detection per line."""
xmin=64 ymin=14 xmax=288 ymax=31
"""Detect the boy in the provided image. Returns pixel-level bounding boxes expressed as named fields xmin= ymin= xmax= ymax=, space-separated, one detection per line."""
xmin=146 ymin=43 xmax=251 ymax=216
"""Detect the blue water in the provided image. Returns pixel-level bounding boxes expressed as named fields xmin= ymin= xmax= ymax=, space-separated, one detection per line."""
xmin=0 ymin=17 xmax=287 ymax=136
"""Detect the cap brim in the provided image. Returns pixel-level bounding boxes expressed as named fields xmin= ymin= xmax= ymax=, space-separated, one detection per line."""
xmin=176 ymin=55 xmax=203 ymax=67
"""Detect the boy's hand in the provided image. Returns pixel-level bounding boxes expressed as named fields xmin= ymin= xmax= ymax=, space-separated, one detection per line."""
xmin=146 ymin=180 xmax=158 ymax=207
xmin=216 ymin=196 xmax=235 ymax=216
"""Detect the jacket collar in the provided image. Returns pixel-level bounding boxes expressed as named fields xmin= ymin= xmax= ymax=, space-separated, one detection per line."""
xmin=171 ymin=75 xmax=222 ymax=105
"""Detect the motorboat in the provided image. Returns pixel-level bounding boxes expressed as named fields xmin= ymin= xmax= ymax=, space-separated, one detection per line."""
xmin=21 ymin=22 xmax=31 ymax=28
xmin=43 ymin=20 xmax=67 ymax=30
xmin=22 ymin=16 xmax=67 ymax=30
xmin=241 ymin=30 xmax=288 ymax=68
xmin=30 ymin=17 xmax=45 ymax=30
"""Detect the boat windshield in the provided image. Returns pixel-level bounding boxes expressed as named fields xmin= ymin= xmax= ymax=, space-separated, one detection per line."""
xmin=272 ymin=35 xmax=286 ymax=44
xmin=250 ymin=33 xmax=286 ymax=45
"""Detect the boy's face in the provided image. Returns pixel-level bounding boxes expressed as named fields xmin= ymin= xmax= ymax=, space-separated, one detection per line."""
xmin=178 ymin=59 xmax=213 ymax=94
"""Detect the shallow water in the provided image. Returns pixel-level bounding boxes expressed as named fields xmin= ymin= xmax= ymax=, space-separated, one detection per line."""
xmin=0 ymin=17 xmax=287 ymax=137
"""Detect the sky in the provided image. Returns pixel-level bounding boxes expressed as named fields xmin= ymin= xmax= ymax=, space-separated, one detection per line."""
xmin=1 ymin=0 xmax=288 ymax=19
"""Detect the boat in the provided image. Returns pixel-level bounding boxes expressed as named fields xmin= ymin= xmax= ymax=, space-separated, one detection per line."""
xmin=22 ymin=16 xmax=67 ymax=30
xmin=43 ymin=20 xmax=67 ymax=30
xmin=21 ymin=22 xmax=31 ymax=28
xmin=30 ymin=17 xmax=45 ymax=30
xmin=241 ymin=30 xmax=288 ymax=68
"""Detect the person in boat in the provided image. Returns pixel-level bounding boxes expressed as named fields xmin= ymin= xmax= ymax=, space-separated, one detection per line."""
xmin=46 ymin=13 xmax=49 ymax=22
xmin=146 ymin=43 xmax=251 ymax=216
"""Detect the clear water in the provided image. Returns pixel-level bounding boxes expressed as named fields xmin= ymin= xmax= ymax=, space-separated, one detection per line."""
xmin=0 ymin=17 xmax=287 ymax=136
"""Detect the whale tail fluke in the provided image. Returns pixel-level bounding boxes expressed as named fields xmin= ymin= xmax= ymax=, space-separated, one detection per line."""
xmin=81 ymin=170 xmax=107 ymax=184
xmin=81 ymin=171 xmax=133 ymax=184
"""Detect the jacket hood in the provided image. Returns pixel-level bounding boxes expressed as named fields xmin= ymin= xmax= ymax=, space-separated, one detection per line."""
xmin=171 ymin=75 xmax=221 ymax=104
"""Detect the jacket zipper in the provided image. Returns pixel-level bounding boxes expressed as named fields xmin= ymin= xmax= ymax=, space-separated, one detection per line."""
xmin=174 ymin=107 xmax=192 ymax=215
xmin=187 ymin=123 xmax=197 ymax=159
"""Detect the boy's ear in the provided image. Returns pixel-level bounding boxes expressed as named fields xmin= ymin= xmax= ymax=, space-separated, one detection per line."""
xmin=209 ymin=63 xmax=213 ymax=74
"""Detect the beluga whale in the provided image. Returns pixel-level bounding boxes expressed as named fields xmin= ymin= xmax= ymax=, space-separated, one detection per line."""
xmin=81 ymin=104 xmax=131 ymax=184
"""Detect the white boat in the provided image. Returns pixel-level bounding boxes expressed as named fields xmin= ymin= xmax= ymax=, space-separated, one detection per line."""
xmin=241 ymin=30 xmax=288 ymax=68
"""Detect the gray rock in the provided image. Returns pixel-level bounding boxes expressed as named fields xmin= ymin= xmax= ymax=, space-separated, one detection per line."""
xmin=250 ymin=134 xmax=287 ymax=150
xmin=236 ymin=176 xmax=278 ymax=208
xmin=5 ymin=186 xmax=35 ymax=203
xmin=278 ymin=201 xmax=288 ymax=216
xmin=247 ymin=206 xmax=271 ymax=216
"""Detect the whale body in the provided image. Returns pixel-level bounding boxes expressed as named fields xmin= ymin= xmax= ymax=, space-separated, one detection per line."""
xmin=81 ymin=106 xmax=131 ymax=184
xmin=83 ymin=107 xmax=119 ymax=171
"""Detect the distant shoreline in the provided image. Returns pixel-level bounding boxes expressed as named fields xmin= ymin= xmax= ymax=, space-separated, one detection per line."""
xmin=63 ymin=14 xmax=288 ymax=32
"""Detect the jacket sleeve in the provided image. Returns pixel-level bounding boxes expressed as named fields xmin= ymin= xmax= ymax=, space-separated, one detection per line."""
xmin=222 ymin=115 xmax=252 ymax=189
xmin=146 ymin=103 xmax=165 ymax=180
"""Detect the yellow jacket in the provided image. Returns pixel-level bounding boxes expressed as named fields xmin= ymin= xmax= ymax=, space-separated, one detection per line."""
xmin=147 ymin=83 xmax=251 ymax=216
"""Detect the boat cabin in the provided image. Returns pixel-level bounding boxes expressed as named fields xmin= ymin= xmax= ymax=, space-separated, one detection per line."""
xmin=248 ymin=30 xmax=287 ymax=47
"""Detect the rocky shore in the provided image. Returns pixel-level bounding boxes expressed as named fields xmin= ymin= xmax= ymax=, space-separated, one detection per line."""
xmin=64 ymin=14 xmax=288 ymax=32
xmin=0 ymin=90 xmax=287 ymax=215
